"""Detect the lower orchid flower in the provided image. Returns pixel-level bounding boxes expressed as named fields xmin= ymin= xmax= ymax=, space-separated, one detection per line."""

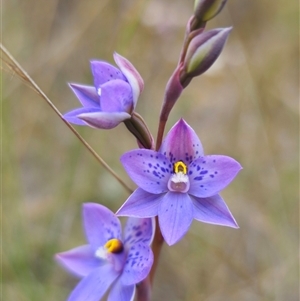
xmin=55 ymin=203 xmax=154 ymax=301
xmin=117 ymin=119 xmax=242 ymax=245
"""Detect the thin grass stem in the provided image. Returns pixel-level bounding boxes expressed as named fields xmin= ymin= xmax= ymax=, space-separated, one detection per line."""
xmin=0 ymin=43 xmax=132 ymax=195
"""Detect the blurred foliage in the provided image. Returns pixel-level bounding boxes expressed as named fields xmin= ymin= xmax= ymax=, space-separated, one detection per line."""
xmin=2 ymin=0 xmax=299 ymax=300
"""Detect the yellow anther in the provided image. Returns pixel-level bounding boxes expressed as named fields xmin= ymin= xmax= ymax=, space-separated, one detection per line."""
xmin=174 ymin=161 xmax=188 ymax=174
xmin=104 ymin=239 xmax=124 ymax=254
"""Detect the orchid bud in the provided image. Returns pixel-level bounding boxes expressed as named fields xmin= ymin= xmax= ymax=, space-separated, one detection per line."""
xmin=194 ymin=0 xmax=227 ymax=22
xmin=181 ymin=27 xmax=231 ymax=83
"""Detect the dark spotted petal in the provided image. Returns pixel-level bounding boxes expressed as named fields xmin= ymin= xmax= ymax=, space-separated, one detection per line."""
xmin=120 ymin=243 xmax=153 ymax=285
xmin=188 ymin=155 xmax=242 ymax=198
xmin=124 ymin=217 xmax=155 ymax=249
xmin=159 ymin=119 xmax=204 ymax=165
xmin=120 ymin=150 xmax=171 ymax=194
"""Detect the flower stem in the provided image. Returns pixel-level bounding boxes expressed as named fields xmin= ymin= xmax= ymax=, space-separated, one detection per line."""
xmin=155 ymin=118 xmax=167 ymax=152
xmin=136 ymin=277 xmax=152 ymax=301
xmin=149 ymin=216 xmax=164 ymax=285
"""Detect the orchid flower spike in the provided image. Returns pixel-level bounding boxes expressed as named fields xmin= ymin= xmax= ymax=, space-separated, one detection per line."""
xmin=117 ymin=119 xmax=242 ymax=245
xmin=56 ymin=203 xmax=154 ymax=301
xmin=63 ymin=53 xmax=144 ymax=129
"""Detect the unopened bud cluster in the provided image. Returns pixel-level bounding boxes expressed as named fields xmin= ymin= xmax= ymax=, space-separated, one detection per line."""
xmin=160 ymin=0 xmax=232 ymax=131
xmin=180 ymin=0 xmax=231 ymax=86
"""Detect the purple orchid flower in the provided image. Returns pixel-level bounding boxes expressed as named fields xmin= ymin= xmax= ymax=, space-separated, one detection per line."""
xmin=64 ymin=53 xmax=144 ymax=129
xmin=55 ymin=203 xmax=154 ymax=301
xmin=117 ymin=119 xmax=242 ymax=246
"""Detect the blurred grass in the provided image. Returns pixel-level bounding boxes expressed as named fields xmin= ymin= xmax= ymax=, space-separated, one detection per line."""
xmin=2 ymin=0 xmax=299 ymax=300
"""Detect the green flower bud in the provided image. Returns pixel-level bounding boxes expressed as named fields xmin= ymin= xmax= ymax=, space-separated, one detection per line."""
xmin=194 ymin=0 xmax=227 ymax=22
xmin=182 ymin=27 xmax=231 ymax=80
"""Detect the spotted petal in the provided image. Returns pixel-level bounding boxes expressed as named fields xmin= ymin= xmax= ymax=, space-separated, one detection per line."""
xmin=124 ymin=217 xmax=155 ymax=248
xmin=55 ymin=245 xmax=102 ymax=278
xmin=67 ymin=265 xmax=119 ymax=301
xmin=188 ymin=155 xmax=242 ymax=198
xmin=116 ymin=188 xmax=163 ymax=218
xmin=114 ymin=52 xmax=144 ymax=109
xmin=120 ymin=243 xmax=153 ymax=285
xmin=69 ymin=83 xmax=100 ymax=108
xmin=83 ymin=203 xmax=122 ymax=251
xmin=108 ymin=281 xmax=135 ymax=301
xmin=78 ymin=111 xmax=131 ymax=129
xmin=100 ymin=80 xmax=133 ymax=113
xmin=160 ymin=119 xmax=204 ymax=165
xmin=191 ymin=194 xmax=238 ymax=228
xmin=158 ymin=192 xmax=194 ymax=245
xmin=91 ymin=60 xmax=127 ymax=88
xmin=121 ymin=150 xmax=171 ymax=194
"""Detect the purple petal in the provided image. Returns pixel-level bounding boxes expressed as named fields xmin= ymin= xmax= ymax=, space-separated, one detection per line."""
xmin=55 ymin=245 xmax=101 ymax=278
xmin=120 ymin=150 xmax=170 ymax=194
xmin=116 ymin=188 xmax=163 ymax=218
xmin=69 ymin=84 xmax=100 ymax=108
xmin=108 ymin=281 xmax=135 ymax=301
xmin=191 ymin=194 xmax=238 ymax=228
xmin=83 ymin=203 xmax=122 ymax=251
xmin=188 ymin=155 xmax=242 ymax=198
xmin=90 ymin=60 xmax=126 ymax=88
xmin=159 ymin=119 xmax=204 ymax=165
xmin=67 ymin=265 xmax=119 ymax=301
xmin=158 ymin=192 xmax=194 ymax=245
xmin=64 ymin=107 xmax=101 ymax=126
xmin=100 ymin=80 xmax=133 ymax=113
xmin=120 ymin=244 xmax=153 ymax=285
xmin=78 ymin=111 xmax=131 ymax=129
xmin=114 ymin=52 xmax=144 ymax=109
xmin=123 ymin=217 xmax=155 ymax=249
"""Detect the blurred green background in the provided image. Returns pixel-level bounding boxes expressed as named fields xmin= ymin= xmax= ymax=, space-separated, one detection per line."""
xmin=3 ymin=0 xmax=298 ymax=300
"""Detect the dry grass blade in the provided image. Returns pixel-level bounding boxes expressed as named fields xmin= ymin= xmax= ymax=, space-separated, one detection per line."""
xmin=0 ymin=43 xmax=133 ymax=195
